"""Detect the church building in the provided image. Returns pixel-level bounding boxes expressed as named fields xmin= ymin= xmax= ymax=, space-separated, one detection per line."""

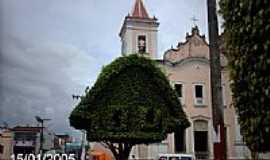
xmin=119 ymin=0 xmax=251 ymax=159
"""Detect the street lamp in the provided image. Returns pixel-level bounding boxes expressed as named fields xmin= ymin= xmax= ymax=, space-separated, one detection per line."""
xmin=35 ymin=116 xmax=51 ymax=156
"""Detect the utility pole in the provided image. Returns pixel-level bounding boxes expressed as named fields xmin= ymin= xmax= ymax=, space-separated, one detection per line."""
xmin=80 ymin=130 xmax=86 ymax=160
xmin=207 ymin=0 xmax=226 ymax=159
xmin=35 ymin=116 xmax=51 ymax=157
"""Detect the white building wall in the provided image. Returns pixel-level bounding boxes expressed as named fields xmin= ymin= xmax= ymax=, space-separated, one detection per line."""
xmin=0 ymin=130 xmax=13 ymax=160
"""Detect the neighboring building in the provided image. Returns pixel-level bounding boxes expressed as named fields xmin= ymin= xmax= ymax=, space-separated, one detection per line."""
xmin=0 ymin=128 xmax=13 ymax=160
xmin=42 ymin=128 xmax=55 ymax=152
xmin=65 ymin=142 xmax=84 ymax=160
xmin=119 ymin=0 xmax=255 ymax=159
xmin=12 ymin=126 xmax=54 ymax=155
xmin=12 ymin=126 xmax=41 ymax=155
xmin=54 ymin=134 xmax=72 ymax=151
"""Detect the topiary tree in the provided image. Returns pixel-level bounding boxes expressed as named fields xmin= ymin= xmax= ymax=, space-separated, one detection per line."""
xmin=69 ymin=54 xmax=190 ymax=160
xmin=219 ymin=0 xmax=270 ymax=158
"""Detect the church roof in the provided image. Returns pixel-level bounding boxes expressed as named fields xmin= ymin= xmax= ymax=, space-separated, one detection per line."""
xmin=163 ymin=26 xmax=209 ymax=63
xmin=131 ymin=0 xmax=149 ymax=18
xmin=119 ymin=0 xmax=159 ymax=37
xmin=160 ymin=26 xmax=228 ymax=67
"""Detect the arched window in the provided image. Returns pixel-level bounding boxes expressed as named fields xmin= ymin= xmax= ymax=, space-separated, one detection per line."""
xmin=138 ymin=35 xmax=146 ymax=53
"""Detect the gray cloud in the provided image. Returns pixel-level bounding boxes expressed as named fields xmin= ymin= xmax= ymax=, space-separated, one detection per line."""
xmin=0 ymin=0 xmax=210 ymax=135
xmin=0 ymin=34 xmax=96 ymax=133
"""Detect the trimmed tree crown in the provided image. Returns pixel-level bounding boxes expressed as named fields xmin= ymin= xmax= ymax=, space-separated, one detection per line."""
xmin=70 ymin=54 xmax=189 ymax=144
xmin=220 ymin=0 xmax=270 ymax=152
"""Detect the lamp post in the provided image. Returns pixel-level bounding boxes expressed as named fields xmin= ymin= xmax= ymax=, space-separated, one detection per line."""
xmin=35 ymin=116 xmax=51 ymax=157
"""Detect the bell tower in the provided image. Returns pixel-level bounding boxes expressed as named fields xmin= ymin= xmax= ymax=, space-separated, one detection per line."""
xmin=119 ymin=0 xmax=159 ymax=59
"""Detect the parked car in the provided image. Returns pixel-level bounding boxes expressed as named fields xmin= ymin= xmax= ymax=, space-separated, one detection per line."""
xmin=157 ymin=153 xmax=194 ymax=160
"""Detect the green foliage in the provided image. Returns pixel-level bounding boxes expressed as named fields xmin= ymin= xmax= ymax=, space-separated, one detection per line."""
xmin=220 ymin=0 xmax=270 ymax=152
xmin=70 ymin=54 xmax=190 ymax=144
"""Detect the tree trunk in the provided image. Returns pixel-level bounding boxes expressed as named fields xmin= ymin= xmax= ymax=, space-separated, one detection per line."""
xmin=250 ymin=148 xmax=259 ymax=160
xmin=104 ymin=142 xmax=133 ymax=160
xmin=251 ymin=151 xmax=258 ymax=160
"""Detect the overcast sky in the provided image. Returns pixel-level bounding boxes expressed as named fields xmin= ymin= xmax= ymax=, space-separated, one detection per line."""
xmin=0 ymin=0 xmax=215 ymax=136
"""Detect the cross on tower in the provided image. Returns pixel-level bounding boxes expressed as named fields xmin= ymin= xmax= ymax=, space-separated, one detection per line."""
xmin=191 ymin=16 xmax=199 ymax=26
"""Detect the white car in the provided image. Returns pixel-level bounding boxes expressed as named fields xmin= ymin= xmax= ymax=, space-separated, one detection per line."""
xmin=157 ymin=153 xmax=194 ymax=160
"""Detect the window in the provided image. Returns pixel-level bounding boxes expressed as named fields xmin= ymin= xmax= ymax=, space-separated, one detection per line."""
xmin=194 ymin=84 xmax=204 ymax=105
xmin=175 ymin=84 xmax=183 ymax=98
xmin=138 ymin=35 xmax=146 ymax=53
xmin=195 ymin=85 xmax=203 ymax=98
xmin=0 ymin=144 xmax=3 ymax=154
xmin=169 ymin=157 xmax=180 ymax=160
xmin=159 ymin=157 xmax=167 ymax=160
xmin=174 ymin=83 xmax=185 ymax=105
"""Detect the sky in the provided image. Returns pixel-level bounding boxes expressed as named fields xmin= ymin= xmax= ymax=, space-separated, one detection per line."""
xmin=0 ymin=0 xmax=217 ymax=137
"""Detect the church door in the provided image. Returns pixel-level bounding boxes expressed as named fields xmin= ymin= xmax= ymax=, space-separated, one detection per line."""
xmin=194 ymin=120 xmax=209 ymax=159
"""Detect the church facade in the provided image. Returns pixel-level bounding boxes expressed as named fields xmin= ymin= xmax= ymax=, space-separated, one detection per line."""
xmin=119 ymin=0 xmax=251 ymax=159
